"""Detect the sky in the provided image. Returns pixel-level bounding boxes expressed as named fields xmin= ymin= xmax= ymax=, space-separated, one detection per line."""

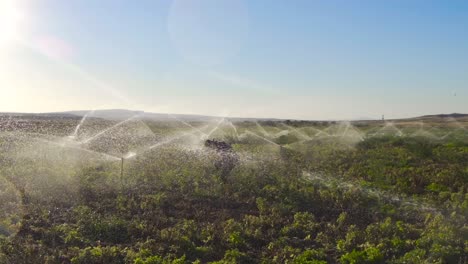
xmin=0 ymin=0 xmax=467 ymax=120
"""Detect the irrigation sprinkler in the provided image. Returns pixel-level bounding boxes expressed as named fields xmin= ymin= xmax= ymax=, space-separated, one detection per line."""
xmin=120 ymin=157 xmax=124 ymax=190
xmin=120 ymin=152 xmax=137 ymax=190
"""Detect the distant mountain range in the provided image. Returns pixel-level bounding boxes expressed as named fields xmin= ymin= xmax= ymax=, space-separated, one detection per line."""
xmin=0 ymin=109 xmax=467 ymax=122
xmin=62 ymin=109 xmax=283 ymax=122
xmin=0 ymin=109 xmax=282 ymax=122
xmin=418 ymin=113 xmax=468 ymax=119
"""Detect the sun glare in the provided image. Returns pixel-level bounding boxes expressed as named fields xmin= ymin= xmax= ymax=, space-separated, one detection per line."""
xmin=0 ymin=0 xmax=24 ymax=46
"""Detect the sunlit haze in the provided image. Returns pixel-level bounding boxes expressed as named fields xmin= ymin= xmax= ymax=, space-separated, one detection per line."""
xmin=1 ymin=0 xmax=467 ymax=120
xmin=1 ymin=2 xmax=467 ymax=262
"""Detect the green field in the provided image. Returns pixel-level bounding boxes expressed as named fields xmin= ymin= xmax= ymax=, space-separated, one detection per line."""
xmin=0 ymin=114 xmax=467 ymax=263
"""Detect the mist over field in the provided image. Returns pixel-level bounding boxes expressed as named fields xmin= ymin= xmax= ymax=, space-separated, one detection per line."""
xmin=0 ymin=111 xmax=467 ymax=263
xmin=2 ymin=0 xmax=468 ymax=263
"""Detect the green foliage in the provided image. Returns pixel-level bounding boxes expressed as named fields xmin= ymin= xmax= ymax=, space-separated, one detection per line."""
xmin=340 ymin=247 xmax=383 ymax=264
xmin=71 ymin=246 xmax=126 ymax=264
xmin=292 ymin=249 xmax=327 ymax=263
xmin=0 ymin=121 xmax=466 ymax=263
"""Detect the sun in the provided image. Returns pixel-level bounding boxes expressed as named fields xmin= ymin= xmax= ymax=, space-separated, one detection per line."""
xmin=0 ymin=0 xmax=24 ymax=46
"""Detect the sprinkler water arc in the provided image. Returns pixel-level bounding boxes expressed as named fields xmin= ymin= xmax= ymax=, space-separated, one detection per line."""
xmin=119 ymin=152 xmax=138 ymax=190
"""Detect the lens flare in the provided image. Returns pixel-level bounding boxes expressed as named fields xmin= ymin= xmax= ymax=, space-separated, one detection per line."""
xmin=0 ymin=0 xmax=24 ymax=46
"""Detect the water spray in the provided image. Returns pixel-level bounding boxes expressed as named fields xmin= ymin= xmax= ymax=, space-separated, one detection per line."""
xmin=168 ymin=114 xmax=208 ymax=137
xmin=119 ymin=152 xmax=137 ymax=190
xmin=204 ymin=117 xmax=225 ymax=139
xmin=245 ymin=130 xmax=281 ymax=147
xmin=80 ymin=114 xmax=140 ymax=145
xmin=70 ymin=109 xmax=95 ymax=139
xmin=280 ymin=123 xmax=311 ymax=140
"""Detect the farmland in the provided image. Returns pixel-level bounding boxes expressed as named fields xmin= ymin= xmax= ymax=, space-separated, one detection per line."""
xmin=0 ymin=112 xmax=467 ymax=263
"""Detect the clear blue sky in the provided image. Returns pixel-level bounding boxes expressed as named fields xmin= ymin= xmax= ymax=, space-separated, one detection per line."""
xmin=1 ymin=0 xmax=467 ymax=119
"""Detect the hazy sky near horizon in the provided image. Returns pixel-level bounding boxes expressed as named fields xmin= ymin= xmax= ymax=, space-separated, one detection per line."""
xmin=1 ymin=0 xmax=467 ymax=120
